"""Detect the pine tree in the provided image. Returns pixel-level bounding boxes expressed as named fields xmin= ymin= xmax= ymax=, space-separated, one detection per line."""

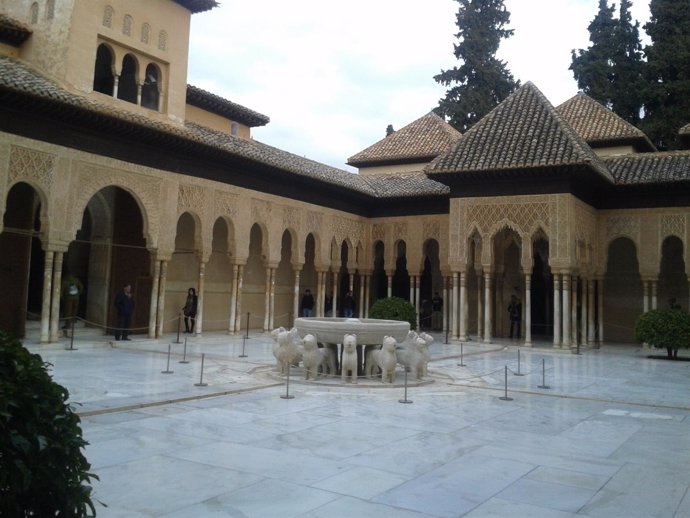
xmin=434 ymin=0 xmax=519 ymax=133
xmin=642 ymin=0 xmax=690 ymax=150
xmin=570 ymin=0 xmax=617 ymax=108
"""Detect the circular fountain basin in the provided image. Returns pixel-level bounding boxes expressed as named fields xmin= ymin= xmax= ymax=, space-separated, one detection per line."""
xmin=294 ymin=317 xmax=410 ymax=344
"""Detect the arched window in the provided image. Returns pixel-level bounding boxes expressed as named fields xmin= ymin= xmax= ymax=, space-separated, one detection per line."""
xmin=46 ymin=0 xmax=55 ymax=20
xmin=123 ymin=14 xmax=132 ymax=36
xmin=117 ymin=54 xmax=138 ymax=104
xmin=30 ymin=2 xmax=39 ymax=24
xmin=158 ymin=30 xmax=168 ymax=51
xmin=141 ymin=23 xmax=150 ymax=44
xmin=103 ymin=5 xmax=113 ymax=27
xmin=93 ymin=44 xmax=115 ymax=96
xmin=141 ymin=64 xmax=160 ymax=110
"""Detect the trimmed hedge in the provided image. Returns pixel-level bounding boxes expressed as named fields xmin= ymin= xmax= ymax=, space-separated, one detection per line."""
xmin=0 ymin=331 xmax=98 ymax=516
xmin=635 ymin=308 xmax=690 ymax=359
xmin=369 ymin=297 xmax=417 ymax=330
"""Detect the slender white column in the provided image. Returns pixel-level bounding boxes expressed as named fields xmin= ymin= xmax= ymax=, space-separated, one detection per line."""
xmin=333 ymin=272 xmax=339 ymax=317
xmin=269 ymin=268 xmax=276 ymax=330
xmin=452 ymin=272 xmax=459 ymax=339
xmin=229 ymin=264 xmax=238 ymax=333
xmin=524 ymin=273 xmax=532 ymax=346
xmin=195 ymin=262 xmax=206 ymax=336
xmin=293 ymin=269 xmax=301 ymax=324
xmin=483 ymin=272 xmax=492 ymax=343
xmin=263 ymin=266 xmax=271 ymax=331
xmin=643 ymin=280 xmax=650 ymax=313
xmin=587 ymin=278 xmax=595 ymax=344
xmin=316 ymin=271 xmax=323 ymax=317
xmin=409 ymin=277 xmax=415 ymax=305
xmin=562 ymin=274 xmax=571 ymax=348
xmin=651 ymin=280 xmax=658 ymax=310
xmin=477 ymin=273 xmax=483 ymax=339
xmin=364 ymin=274 xmax=370 ymax=318
xmin=459 ymin=272 xmax=468 ymax=341
xmin=349 ymin=273 xmax=354 ymax=292
xmin=148 ymin=259 xmax=161 ymax=338
xmin=40 ymin=251 xmax=54 ymax=343
xmin=581 ymin=278 xmax=588 ymax=345
xmin=443 ymin=276 xmax=449 ymax=335
xmin=571 ymin=277 xmax=578 ymax=346
xmin=597 ymin=277 xmax=604 ymax=345
xmin=49 ymin=252 xmax=63 ymax=342
xmin=553 ymin=273 xmax=561 ymax=347
xmin=234 ymin=265 xmax=244 ymax=333
xmin=387 ymin=274 xmax=392 ymax=298
xmin=156 ymin=261 xmax=168 ymax=338
xmin=358 ymin=274 xmax=364 ymax=317
xmin=113 ymin=75 xmax=119 ymax=98
xmin=414 ymin=276 xmax=421 ymax=320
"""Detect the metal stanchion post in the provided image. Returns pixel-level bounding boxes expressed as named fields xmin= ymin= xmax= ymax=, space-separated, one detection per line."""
xmin=67 ymin=317 xmax=77 ymax=351
xmin=538 ymin=358 xmax=551 ymax=389
xmin=174 ymin=313 xmax=182 ymax=344
xmin=194 ymin=353 xmax=208 ymax=387
xmin=514 ymin=348 xmax=525 ymax=376
xmin=457 ymin=342 xmax=466 ymax=367
xmin=239 ymin=335 xmax=248 ymax=358
xmin=499 ymin=365 xmax=513 ymax=401
xmin=281 ymin=362 xmax=295 ymax=399
xmin=161 ymin=344 xmax=174 ymax=374
xmin=245 ymin=312 xmax=250 ymax=339
xmin=398 ymin=367 xmax=413 ymax=404
xmin=445 ymin=327 xmax=449 ymax=345
xmin=179 ymin=337 xmax=189 ymax=364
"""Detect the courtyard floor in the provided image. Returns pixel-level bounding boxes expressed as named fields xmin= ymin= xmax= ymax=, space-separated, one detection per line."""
xmin=24 ymin=330 xmax=690 ymax=517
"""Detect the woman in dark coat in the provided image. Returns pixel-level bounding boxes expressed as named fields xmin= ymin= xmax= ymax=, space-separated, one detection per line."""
xmin=183 ymin=287 xmax=198 ymax=333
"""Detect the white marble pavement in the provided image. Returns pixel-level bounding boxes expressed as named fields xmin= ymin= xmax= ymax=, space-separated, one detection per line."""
xmin=25 ymin=332 xmax=690 ymax=517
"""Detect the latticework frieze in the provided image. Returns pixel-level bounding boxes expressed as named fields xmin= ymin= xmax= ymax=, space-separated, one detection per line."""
xmin=282 ymin=206 xmax=301 ymax=231
xmin=371 ymin=223 xmax=385 ymax=241
xmin=423 ymin=220 xmax=441 ymax=242
xmin=8 ymin=145 xmax=55 ymax=192
xmin=466 ymin=200 xmax=550 ymax=237
xmin=661 ymin=214 xmax=685 ymax=241
xmin=392 ymin=222 xmax=408 ymax=241
xmin=251 ymin=199 xmax=272 ymax=223
xmin=606 ymin=214 xmax=640 ymax=243
xmin=214 ymin=191 xmax=239 ymax=218
xmin=331 ymin=217 xmax=364 ymax=246
xmin=74 ymin=162 xmax=160 ymax=240
xmin=178 ymin=184 xmax=208 ymax=217
xmin=306 ymin=211 xmax=323 ymax=233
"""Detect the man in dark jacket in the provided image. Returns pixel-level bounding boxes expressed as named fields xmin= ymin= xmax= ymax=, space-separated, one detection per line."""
xmin=114 ymin=284 xmax=135 ymax=340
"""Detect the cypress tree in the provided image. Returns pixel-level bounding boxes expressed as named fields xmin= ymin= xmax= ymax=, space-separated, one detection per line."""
xmin=434 ymin=0 xmax=519 ymax=133
xmin=610 ymin=0 xmax=645 ymax=125
xmin=642 ymin=0 xmax=690 ymax=150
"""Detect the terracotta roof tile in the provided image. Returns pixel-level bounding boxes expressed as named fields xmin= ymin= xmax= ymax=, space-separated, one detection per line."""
xmin=347 ymin=111 xmax=462 ymax=167
xmin=172 ymin=0 xmax=219 ymax=14
xmin=426 ymin=82 xmax=614 ymax=183
xmin=556 ymin=93 xmax=655 ymax=151
xmin=0 ymin=13 xmax=31 ymax=46
xmin=186 ymin=85 xmax=269 ymax=127
xmin=361 ymin=172 xmax=449 ymax=198
xmin=604 ymin=151 xmax=690 ymax=184
xmin=0 ymin=56 xmax=446 ymax=200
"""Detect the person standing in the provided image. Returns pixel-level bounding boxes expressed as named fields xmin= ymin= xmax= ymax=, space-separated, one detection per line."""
xmin=508 ymin=293 xmax=522 ymax=339
xmin=61 ymin=273 xmax=83 ymax=332
xmin=114 ymin=284 xmax=135 ymax=341
xmin=431 ymin=291 xmax=443 ymax=331
xmin=343 ymin=290 xmax=355 ymax=318
xmin=301 ymin=289 xmax=314 ymax=317
xmin=182 ymin=287 xmax=198 ymax=333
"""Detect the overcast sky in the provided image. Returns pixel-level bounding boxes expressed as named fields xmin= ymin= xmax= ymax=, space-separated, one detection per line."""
xmin=188 ymin=0 xmax=651 ymax=173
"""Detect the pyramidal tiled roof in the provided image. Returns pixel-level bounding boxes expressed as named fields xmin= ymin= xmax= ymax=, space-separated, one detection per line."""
xmin=556 ymin=93 xmax=655 ymax=151
xmin=347 ymin=111 xmax=462 ymax=167
xmin=426 ymin=82 xmax=614 ymax=182
xmin=187 ymin=85 xmax=269 ymax=127
xmin=604 ymin=151 xmax=690 ymax=184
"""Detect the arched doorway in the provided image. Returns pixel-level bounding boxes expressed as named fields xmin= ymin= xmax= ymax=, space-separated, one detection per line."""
xmin=531 ymin=236 xmax=552 ymax=339
xmin=658 ymin=236 xmax=688 ymax=310
xmin=244 ymin=223 xmax=267 ymax=331
xmin=392 ymin=241 xmax=409 ymax=300
xmin=0 ymin=182 xmax=43 ymax=336
xmin=276 ymin=230 xmax=295 ymax=327
xmin=205 ymin=217 xmax=233 ymax=331
xmin=604 ymin=237 xmax=643 ymax=342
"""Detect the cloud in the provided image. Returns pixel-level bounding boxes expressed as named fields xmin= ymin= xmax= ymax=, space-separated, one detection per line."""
xmin=188 ymin=0 xmax=651 ymax=172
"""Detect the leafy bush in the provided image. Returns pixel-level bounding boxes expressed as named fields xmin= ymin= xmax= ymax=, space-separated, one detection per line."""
xmin=635 ymin=309 xmax=690 ymax=359
xmin=0 ymin=331 xmax=98 ymax=516
xmin=369 ymin=297 xmax=417 ymax=330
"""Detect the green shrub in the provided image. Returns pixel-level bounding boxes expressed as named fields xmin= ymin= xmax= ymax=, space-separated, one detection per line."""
xmin=369 ymin=297 xmax=417 ymax=330
xmin=0 ymin=331 xmax=98 ymax=516
xmin=635 ymin=309 xmax=690 ymax=360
